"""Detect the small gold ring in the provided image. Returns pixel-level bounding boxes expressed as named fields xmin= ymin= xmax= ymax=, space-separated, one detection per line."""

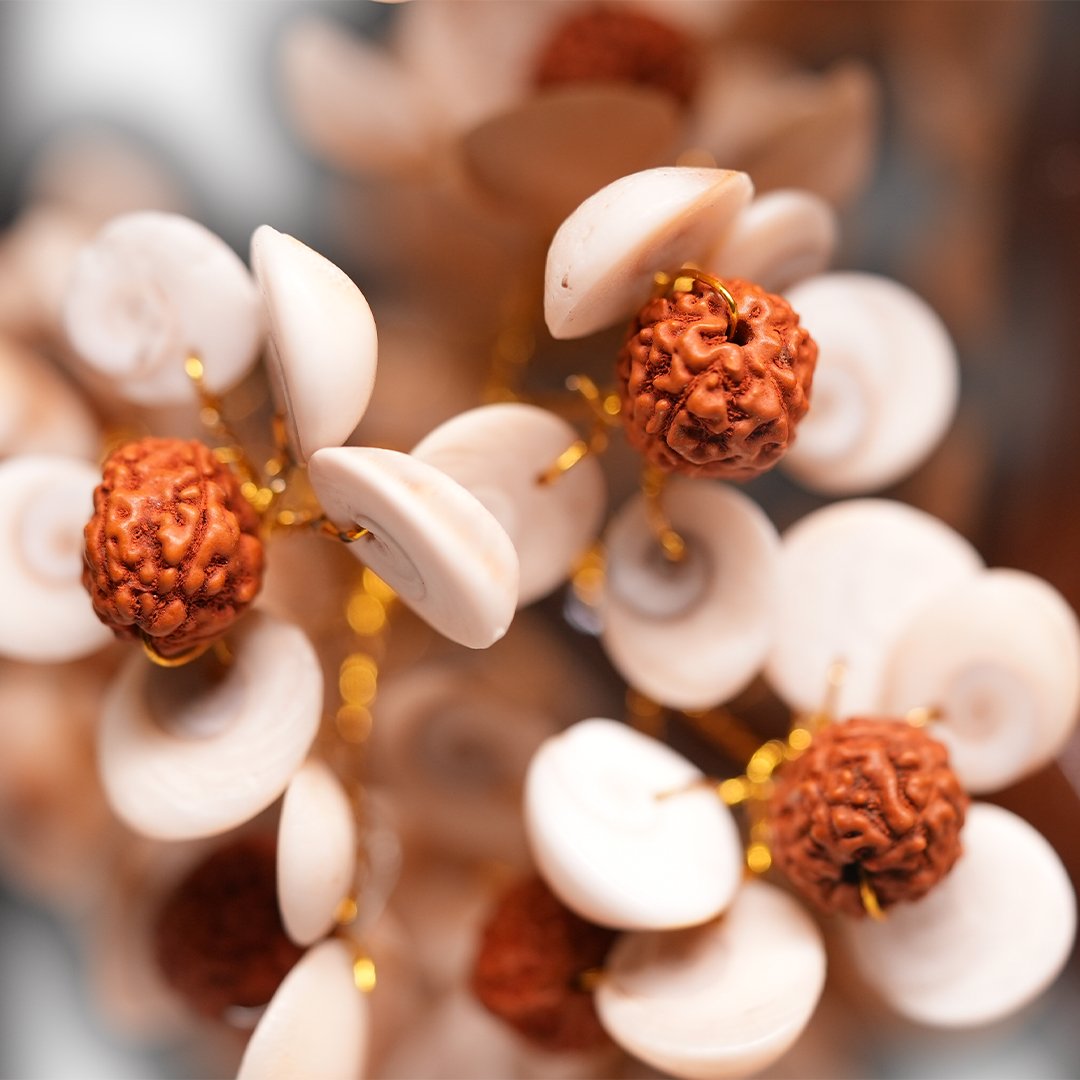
xmin=670 ymin=267 xmax=739 ymax=336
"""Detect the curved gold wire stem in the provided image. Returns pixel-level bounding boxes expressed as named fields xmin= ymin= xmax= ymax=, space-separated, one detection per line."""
xmin=653 ymin=267 xmax=739 ymax=337
xmin=140 ymin=634 xmax=212 ymax=669
xmin=575 ymin=967 xmax=605 ymax=993
xmin=859 ymin=872 xmax=887 ymax=921
xmin=535 ymin=374 xmax=621 ymax=485
xmin=642 ymin=465 xmax=686 ymax=563
xmin=184 ymin=355 xmax=260 ymax=489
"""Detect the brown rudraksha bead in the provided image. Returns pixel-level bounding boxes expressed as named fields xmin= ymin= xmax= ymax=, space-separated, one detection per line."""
xmin=617 ymin=277 xmax=818 ymax=480
xmin=83 ymin=437 xmax=264 ymax=659
xmin=533 ymin=8 xmax=699 ymax=107
xmin=768 ymin=718 xmax=969 ymax=918
xmin=471 ymin=875 xmax=616 ymax=1052
xmin=153 ymin=834 xmax=304 ymax=1019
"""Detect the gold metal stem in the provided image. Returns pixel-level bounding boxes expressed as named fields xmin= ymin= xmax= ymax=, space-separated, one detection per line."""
xmin=642 ymin=465 xmax=686 ymax=563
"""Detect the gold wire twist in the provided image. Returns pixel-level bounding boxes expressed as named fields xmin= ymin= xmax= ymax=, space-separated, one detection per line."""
xmin=184 ymin=355 xmax=261 ymax=493
xmin=653 ymin=267 xmax=739 ymax=337
xmin=642 ymin=465 xmax=686 ymax=563
xmin=536 ymin=375 xmax=621 ymax=486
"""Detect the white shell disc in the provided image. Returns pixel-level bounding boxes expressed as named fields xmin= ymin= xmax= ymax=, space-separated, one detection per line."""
xmin=705 ymin=190 xmax=837 ymax=294
xmin=308 ymin=446 xmax=518 ymax=649
xmin=601 ymin=480 xmax=779 ymax=711
xmin=843 ymin=803 xmax=1076 ymax=1028
xmin=459 ymin=85 xmax=680 ymax=232
xmin=0 ymin=455 xmax=113 ymax=663
xmin=545 ymin=167 xmax=753 ymax=340
xmin=780 ymin=273 xmax=959 ymax=495
xmin=251 ymin=225 xmax=377 ymax=464
xmin=278 ymin=759 xmax=358 ymax=947
xmin=238 ymin=938 xmax=369 ymax=1080
xmin=880 ymin=569 xmax=1080 ymax=793
xmin=63 ymin=211 xmax=263 ymax=405
xmin=524 ymin=718 xmax=742 ymax=930
xmin=99 ymin=610 xmax=322 ymax=840
xmin=596 ymin=880 xmax=827 ymax=1080
xmin=766 ymin=500 xmax=983 ymax=717
xmin=412 ymin=403 xmax=605 ymax=606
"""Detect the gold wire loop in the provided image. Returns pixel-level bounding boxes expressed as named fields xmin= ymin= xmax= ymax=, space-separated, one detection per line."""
xmin=655 ymin=267 xmax=739 ymax=337
xmin=642 ymin=465 xmax=686 ymax=563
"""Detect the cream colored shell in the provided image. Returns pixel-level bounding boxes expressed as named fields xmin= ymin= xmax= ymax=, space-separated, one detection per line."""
xmin=545 ymin=167 xmax=753 ymax=339
xmin=370 ymin=664 xmax=559 ymax=866
xmin=250 ymin=224 xmax=377 ymax=463
xmin=238 ymin=938 xmax=369 ymax=1080
xmin=780 ymin=273 xmax=959 ymax=495
xmin=843 ymin=802 xmax=1076 ymax=1028
xmin=596 ymin=880 xmax=827 ymax=1080
xmin=278 ymin=759 xmax=358 ymax=947
xmin=98 ymin=611 xmax=322 ymax=840
xmin=766 ymin=499 xmax=982 ymax=718
xmin=412 ymin=403 xmax=605 ymax=606
xmin=602 ymin=480 xmax=779 ymax=711
xmin=705 ymin=190 xmax=837 ymax=293
xmin=459 ymin=85 xmax=679 ymax=233
xmin=524 ymin=718 xmax=742 ymax=930
xmin=880 ymin=569 xmax=1080 ymax=793
xmin=307 ymin=446 xmax=519 ymax=649
xmin=0 ymin=455 xmax=113 ymax=663
xmin=63 ymin=211 xmax=263 ymax=405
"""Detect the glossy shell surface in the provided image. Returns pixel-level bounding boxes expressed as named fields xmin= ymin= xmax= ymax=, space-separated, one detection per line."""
xmin=705 ymin=190 xmax=837 ymax=293
xmin=596 ymin=880 xmax=827 ymax=1080
xmin=251 ymin=224 xmax=377 ymax=463
xmin=881 ymin=569 xmax=1080 ymax=792
xmin=99 ymin=611 xmax=322 ymax=840
xmin=780 ymin=273 xmax=958 ymax=494
xmin=0 ymin=455 xmax=113 ymax=662
xmin=63 ymin=212 xmax=263 ymax=405
xmin=843 ymin=802 xmax=1076 ymax=1028
xmin=766 ymin=500 xmax=983 ymax=717
xmin=238 ymin=938 xmax=369 ymax=1080
xmin=308 ymin=446 xmax=518 ymax=649
xmin=278 ymin=759 xmax=358 ymax=947
xmin=524 ymin=718 xmax=742 ymax=930
xmin=545 ymin=167 xmax=753 ymax=339
xmin=412 ymin=403 xmax=605 ymax=606
xmin=602 ymin=480 xmax=779 ymax=710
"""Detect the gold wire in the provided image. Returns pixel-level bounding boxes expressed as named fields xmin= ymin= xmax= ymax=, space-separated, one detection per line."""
xmin=140 ymin=634 xmax=212 ymax=668
xmin=859 ymin=873 xmax=887 ymax=921
xmin=184 ymin=354 xmax=260 ymax=491
xmin=537 ymin=439 xmax=591 ymax=485
xmin=575 ymin=967 xmax=605 ymax=993
xmin=671 ymin=267 xmax=739 ymax=335
xmin=642 ymin=465 xmax=686 ymax=563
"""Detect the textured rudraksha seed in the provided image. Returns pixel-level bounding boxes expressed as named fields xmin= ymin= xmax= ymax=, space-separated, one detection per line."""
xmin=153 ymin=834 xmax=304 ymax=1019
xmin=83 ymin=437 xmax=264 ymax=658
xmin=533 ymin=8 xmax=699 ymax=107
xmin=768 ymin=718 xmax=969 ymax=918
xmin=471 ymin=875 xmax=616 ymax=1052
xmin=617 ymin=278 xmax=818 ymax=480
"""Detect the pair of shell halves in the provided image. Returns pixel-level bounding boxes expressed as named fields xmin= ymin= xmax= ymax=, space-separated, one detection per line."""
xmin=546 ymin=165 xmax=958 ymax=493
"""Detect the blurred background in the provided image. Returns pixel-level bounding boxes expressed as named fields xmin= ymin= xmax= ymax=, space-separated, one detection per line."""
xmin=1 ymin=1 xmax=1080 ymax=1076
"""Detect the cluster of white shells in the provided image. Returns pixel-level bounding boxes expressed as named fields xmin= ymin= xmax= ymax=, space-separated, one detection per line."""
xmin=0 ymin=152 xmax=1077 ymax=1080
